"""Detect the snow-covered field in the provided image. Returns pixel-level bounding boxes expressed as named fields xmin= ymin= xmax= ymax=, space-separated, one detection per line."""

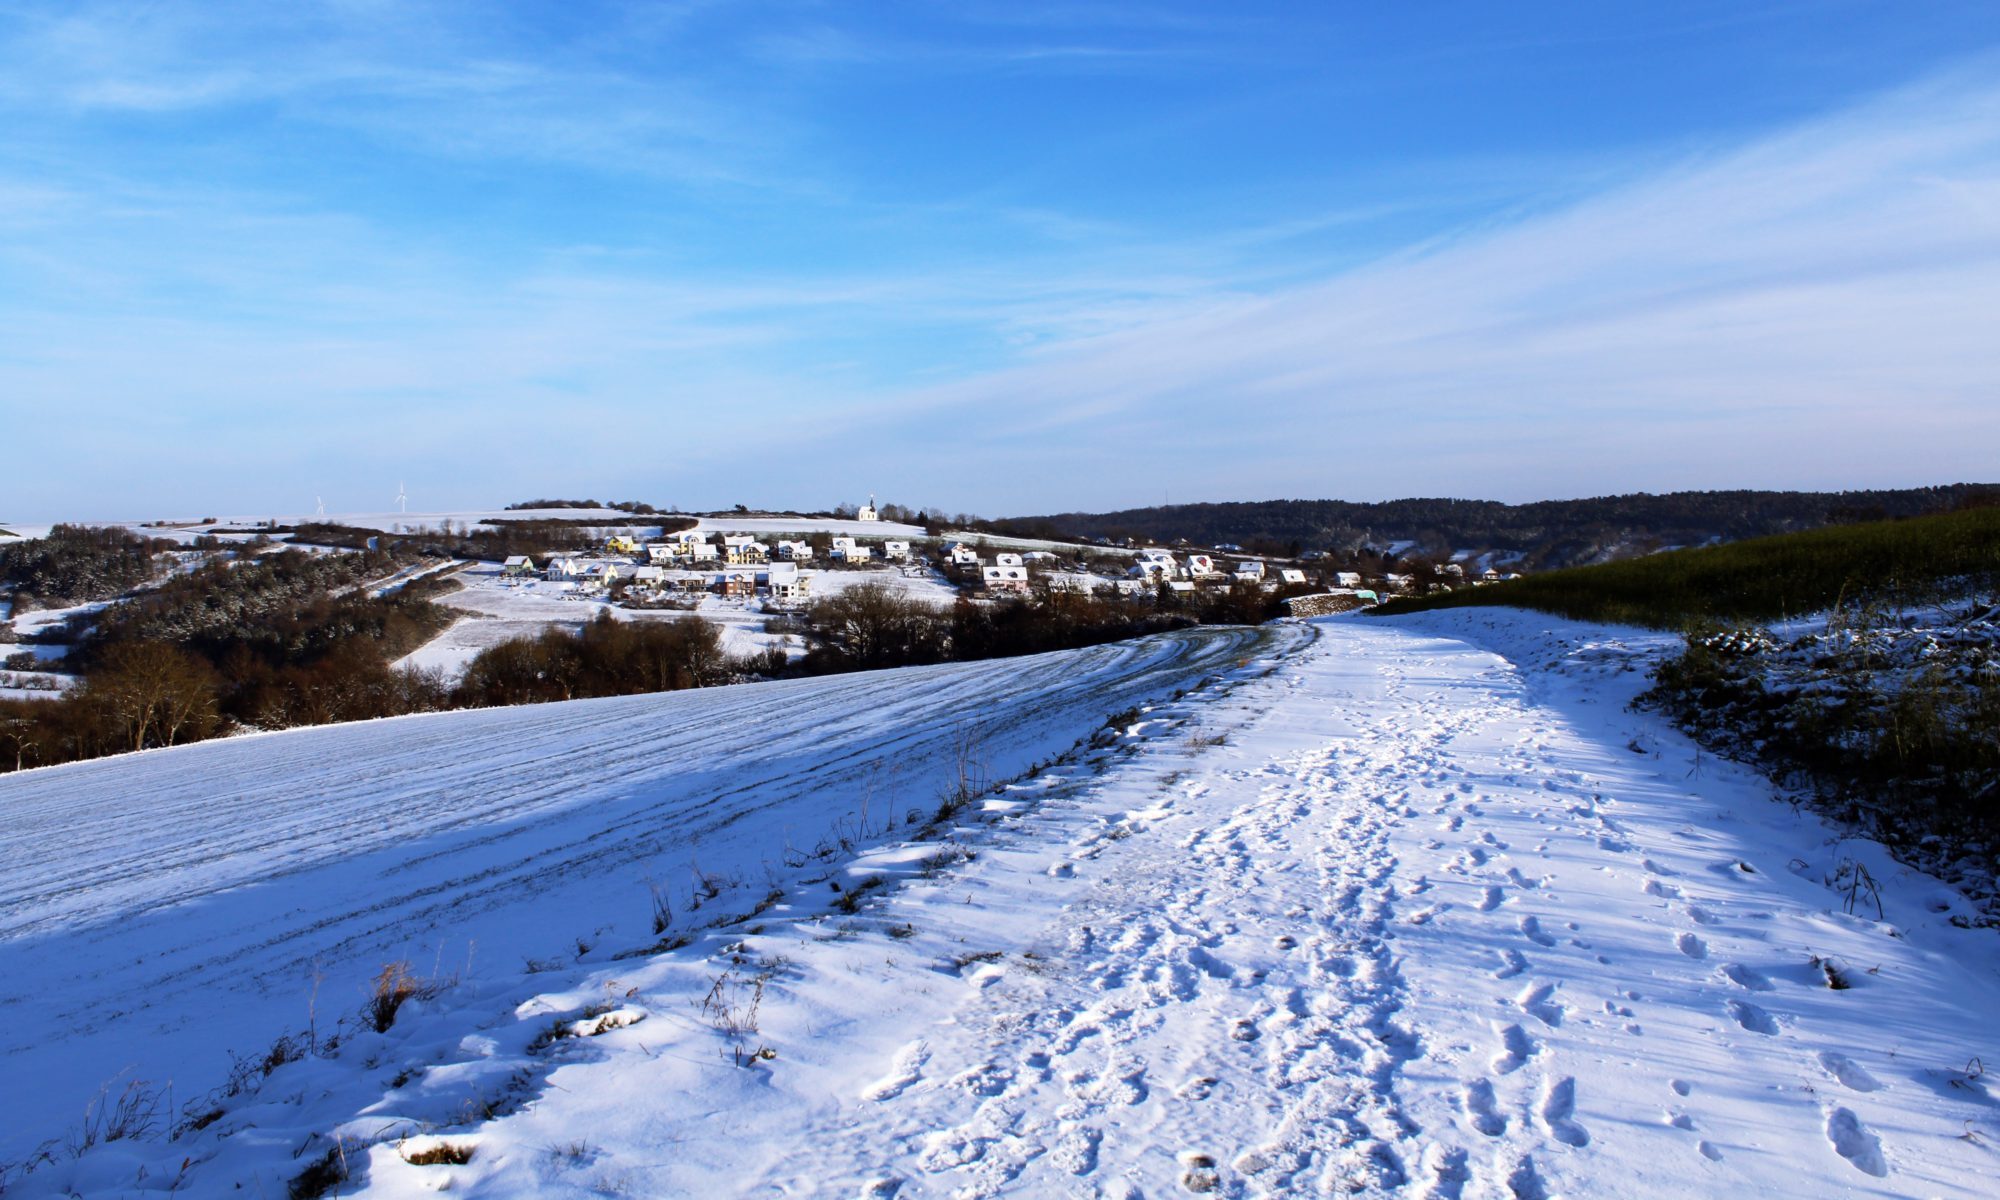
xmin=399 ymin=562 xmax=960 ymax=679
xmin=0 ymin=624 xmax=1284 ymax=1191
xmin=5 ymin=611 xmax=1996 ymax=1197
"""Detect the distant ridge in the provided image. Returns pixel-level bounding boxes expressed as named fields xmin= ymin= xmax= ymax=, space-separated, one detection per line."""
xmin=994 ymin=485 xmax=1998 ymax=570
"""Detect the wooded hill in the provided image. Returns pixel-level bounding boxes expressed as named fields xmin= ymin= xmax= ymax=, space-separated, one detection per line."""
xmin=995 ymin=485 xmax=1996 ymax=568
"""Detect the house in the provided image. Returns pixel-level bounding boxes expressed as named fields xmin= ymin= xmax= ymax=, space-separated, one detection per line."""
xmin=672 ymin=529 xmax=707 ymax=545
xmin=1167 ymin=580 xmax=1197 ymax=595
xmin=631 ymin=565 xmax=666 ymax=585
xmin=1186 ymin=554 xmax=1219 ymax=578
xmin=982 ymin=565 xmax=1031 ymax=594
xmin=723 ymin=536 xmax=768 ymax=565
xmin=882 ymin=540 xmax=911 ymax=562
xmin=581 ymin=562 xmax=621 ymax=584
xmin=1280 ymin=568 xmax=1308 ymax=584
xmin=994 ymin=552 xmax=1024 ymax=569
xmin=1130 ymin=559 xmax=1177 ymax=582
xmin=605 ymin=534 xmax=640 ymax=555
xmin=762 ymin=562 xmax=810 ymax=604
xmin=775 ymin=539 xmax=814 ymax=561
xmin=830 ymin=535 xmax=857 ymax=557
xmin=502 ymin=555 xmax=538 ymax=577
xmin=714 ymin=572 xmax=755 ymax=599
xmin=1022 ymin=550 xmax=1058 ymax=564
xmin=1335 ymin=572 xmax=1363 ymax=589
xmin=544 ymin=556 xmax=587 ymax=580
xmin=687 ymin=541 xmax=720 ymax=562
xmin=947 ymin=543 xmax=981 ymax=568
xmin=1233 ymin=560 xmax=1266 ymax=581
xmin=831 ymin=536 xmax=872 ymax=562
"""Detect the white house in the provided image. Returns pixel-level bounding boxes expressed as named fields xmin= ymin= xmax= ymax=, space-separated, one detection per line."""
xmin=1234 ymin=560 xmax=1266 ymax=582
xmin=882 ymin=540 xmax=911 ymax=562
xmin=831 ymin=536 xmax=873 ymax=562
xmin=983 ymin=565 xmax=1031 ymax=594
xmin=1129 ymin=559 xmax=1177 ymax=582
xmin=1186 ymin=554 xmax=1218 ymax=578
xmin=1280 ymin=568 xmax=1308 ymax=584
xmin=545 ymin=556 xmax=587 ymax=580
xmin=1167 ymin=580 xmax=1197 ymax=595
xmin=631 ymin=565 xmax=666 ymax=585
xmin=1335 ymin=572 xmax=1363 ymax=589
xmin=775 ymin=539 xmax=814 ymax=561
xmin=672 ymin=529 xmax=708 ymax=545
xmin=994 ymin=552 xmax=1024 ymax=569
xmin=947 ymin=543 xmax=981 ymax=568
xmin=723 ymin=537 xmax=768 ymax=565
xmin=762 ymin=562 xmax=810 ymax=604
xmin=687 ymin=541 xmax=720 ymax=562
xmin=502 ymin=555 xmax=538 ymax=576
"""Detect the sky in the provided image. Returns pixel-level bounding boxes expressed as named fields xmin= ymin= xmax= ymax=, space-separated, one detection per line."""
xmin=2 ymin=0 xmax=1997 ymax=521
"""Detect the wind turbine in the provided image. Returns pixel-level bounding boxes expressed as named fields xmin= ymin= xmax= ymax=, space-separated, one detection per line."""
xmin=315 ymin=495 xmax=326 ymax=519
xmin=395 ymin=481 xmax=408 ymax=514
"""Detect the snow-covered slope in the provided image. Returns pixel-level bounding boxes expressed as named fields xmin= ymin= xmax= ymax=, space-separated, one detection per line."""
xmin=0 ymin=624 xmax=1289 ymax=1182
xmin=8 ymin=612 xmax=1997 ymax=1198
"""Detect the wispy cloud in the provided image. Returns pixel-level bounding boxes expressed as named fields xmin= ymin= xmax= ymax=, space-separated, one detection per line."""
xmin=841 ymin=67 xmax=2000 ymax=509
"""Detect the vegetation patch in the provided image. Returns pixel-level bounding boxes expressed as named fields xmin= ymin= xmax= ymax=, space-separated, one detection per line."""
xmin=1373 ymin=504 xmax=2000 ymax=628
xmin=1640 ymin=602 xmax=1999 ymax=918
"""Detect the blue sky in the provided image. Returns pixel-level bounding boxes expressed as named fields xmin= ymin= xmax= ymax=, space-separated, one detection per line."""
xmin=3 ymin=1 xmax=1998 ymax=520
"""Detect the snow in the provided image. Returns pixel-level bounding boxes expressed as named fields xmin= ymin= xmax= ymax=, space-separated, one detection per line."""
xmin=6 ymin=610 xmax=1998 ymax=1197
xmin=0 ymin=624 xmax=1283 ymax=1190
xmin=397 ymin=561 xmax=961 ymax=681
xmin=695 ymin=516 xmax=929 ymax=538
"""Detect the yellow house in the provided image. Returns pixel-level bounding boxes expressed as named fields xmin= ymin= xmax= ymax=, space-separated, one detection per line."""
xmin=605 ymin=533 xmax=641 ymax=554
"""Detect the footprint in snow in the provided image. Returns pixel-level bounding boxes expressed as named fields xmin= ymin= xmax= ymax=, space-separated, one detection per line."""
xmin=1643 ymin=879 xmax=1682 ymax=900
xmin=1050 ymin=1126 xmax=1101 ymax=1175
xmin=1519 ymin=916 xmax=1558 ymax=947
xmin=1464 ymin=1078 xmax=1507 ymax=1136
xmin=1492 ymin=949 xmax=1530 ymax=980
xmin=1824 ymin=1106 xmax=1889 ymax=1177
xmin=1517 ymin=981 xmax=1565 ymax=1027
xmin=1479 ymin=885 xmax=1507 ymax=912
xmin=1726 ymin=999 xmax=1780 ymax=1035
xmin=1491 ymin=1022 xmax=1537 ymax=1075
xmin=1817 ymin=1051 xmax=1881 ymax=1092
xmin=1540 ymin=1076 xmax=1591 ymax=1147
xmin=862 ymin=1041 xmax=930 ymax=1101
xmin=1505 ymin=867 xmax=1539 ymax=890
xmin=1675 ymin=932 xmax=1707 ymax=959
xmin=1719 ymin=963 xmax=1774 ymax=992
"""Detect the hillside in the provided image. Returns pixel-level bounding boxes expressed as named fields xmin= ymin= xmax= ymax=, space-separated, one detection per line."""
xmin=997 ymin=485 xmax=1996 ymax=568
xmin=5 ymin=613 xmax=1997 ymax=1198
xmin=1372 ymin=503 xmax=2000 ymax=627
xmin=0 ymin=625 xmax=1285 ymax=1186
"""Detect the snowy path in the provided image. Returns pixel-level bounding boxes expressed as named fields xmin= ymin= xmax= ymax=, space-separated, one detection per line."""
xmin=370 ymin=612 xmax=1997 ymax=1199
xmin=8 ymin=613 xmax=1999 ymax=1197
